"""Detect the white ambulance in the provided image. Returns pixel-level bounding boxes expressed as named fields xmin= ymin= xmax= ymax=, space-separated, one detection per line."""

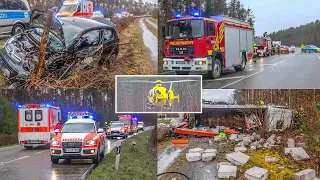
xmin=18 ymin=104 xmax=61 ymax=149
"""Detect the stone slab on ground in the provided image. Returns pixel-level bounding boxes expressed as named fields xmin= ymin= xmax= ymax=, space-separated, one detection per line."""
xmin=265 ymin=156 xmax=280 ymax=162
xmin=235 ymin=146 xmax=248 ymax=153
xmin=204 ymin=149 xmax=217 ymax=154
xmin=226 ymin=151 xmax=250 ymax=166
xmin=294 ymin=169 xmax=316 ymax=180
xmin=230 ymin=134 xmax=238 ymax=140
xmin=214 ymin=136 xmax=222 ymax=142
xmin=250 ymin=146 xmax=257 ymax=151
xmin=266 ymin=134 xmax=276 ymax=143
xmin=218 ymin=165 xmax=237 ymax=179
xmin=245 ymin=166 xmax=269 ymax=180
xmin=217 ymin=162 xmax=233 ymax=170
xmin=202 ymin=153 xmax=215 ymax=162
xmin=288 ymin=138 xmax=295 ymax=148
xmin=189 ymin=148 xmax=204 ymax=154
xmin=243 ymin=136 xmax=252 ymax=145
xmin=186 ymin=152 xmax=201 ymax=162
xmin=285 ymin=147 xmax=310 ymax=161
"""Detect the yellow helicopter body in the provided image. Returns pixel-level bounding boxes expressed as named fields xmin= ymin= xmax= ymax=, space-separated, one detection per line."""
xmin=147 ymin=80 xmax=180 ymax=108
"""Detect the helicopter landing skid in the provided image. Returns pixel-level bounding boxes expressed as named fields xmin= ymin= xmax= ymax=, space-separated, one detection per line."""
xmin=146 ymin=103 xmax=155 ymax=110
xmin=162 ymin=104 xmax=171 ymax=110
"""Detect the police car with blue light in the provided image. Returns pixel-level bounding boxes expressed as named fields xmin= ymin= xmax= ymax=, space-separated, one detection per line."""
xmin=0 ymin=0 xmax=31 ymax=36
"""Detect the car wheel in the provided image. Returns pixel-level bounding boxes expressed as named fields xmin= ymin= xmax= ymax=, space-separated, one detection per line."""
xmin=24 ymin=146 xmax=32 ymax=150
xmin=12 ymin=23 xmax=25 ymax=36
xmin=51 ymin=156 xmax=59 ymax=164
xmin=234 ymin=55 xmax=246 ymax=71
xmin=93 ymin=145 xmax=101 ymax=164
xmin=100 ymin=144 xmax=105 ymax=159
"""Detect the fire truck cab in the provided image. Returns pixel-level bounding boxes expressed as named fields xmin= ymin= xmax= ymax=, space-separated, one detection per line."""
xmin=50 ymin=116 xmax=105 ymax=164
xmin=163 ymin=14 xmax=254 ymax=79
xmin=56 ymin=0 xmax=93 ymax=18
xmin=254 ymin=36 xmax=273 ymax=57
xmin=18 ymin=104 xmax=61 ymax=149
xmin=118 ymin=115 xmax=135 ymax=134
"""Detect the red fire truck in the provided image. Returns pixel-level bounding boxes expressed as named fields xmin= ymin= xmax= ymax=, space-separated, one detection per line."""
xmin=18 ymin=104 xmax=61 ymax=149
xmin=118 ymin=115 xmax=135 ymax=134
xmin=163 ymin=14 xmax=254 ymax=79
xmin=253 ymin=36 xmax=273 ymax=57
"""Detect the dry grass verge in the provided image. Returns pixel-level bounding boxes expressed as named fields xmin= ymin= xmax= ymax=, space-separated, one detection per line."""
xmin=143 ymin=18 xmax=158 ymax=38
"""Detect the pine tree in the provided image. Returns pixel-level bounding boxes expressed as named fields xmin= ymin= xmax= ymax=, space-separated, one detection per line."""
xmin=212 ymin=0 xmax=227 ymax=16
xmin=204 ymin=0 xmax=214 ymax=18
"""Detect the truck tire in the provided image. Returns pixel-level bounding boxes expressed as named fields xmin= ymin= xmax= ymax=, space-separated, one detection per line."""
xmin=234 ymin=55 xmax=246 ymax=71
xmin=51 ymin=156 xmax=59 ymax=164
xmin=208 ymin=58 xmax=221 ymax=79
xmin=93 ymin=145 xmax=101 ymax=164
xmin=176 ymin=71 xmax=190 ymax=75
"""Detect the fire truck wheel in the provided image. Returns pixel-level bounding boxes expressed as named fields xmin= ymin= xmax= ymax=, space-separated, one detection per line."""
xmin=234 ymin=55 xmax=246 ymax=71
xmin=93 ymin=144 xmax=101 ymax=164
xmin=51 ymin=156 xmax=59 ymax=164
xmin=208 ymin=58 xmax=221 ymax=79
xmin=175 ymin=71 xmax=190 ymax=75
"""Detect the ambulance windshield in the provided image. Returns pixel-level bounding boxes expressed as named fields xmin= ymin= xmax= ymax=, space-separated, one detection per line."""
xmin=61 ymin=123 xmax=95 ymax=133
xmin=59 ymin=4 xmax=79 ymax=13
xmin=166 ymin=19 xmax=204 ymax=39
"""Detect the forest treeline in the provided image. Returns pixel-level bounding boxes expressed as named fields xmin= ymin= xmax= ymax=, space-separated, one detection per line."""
xmin=269 ymin=20 xmax=320 ymax=46
xmin=0 ymin=89 xmax=156 ymax=135
xmin=29 ymin=0 xmax=157 ymax=17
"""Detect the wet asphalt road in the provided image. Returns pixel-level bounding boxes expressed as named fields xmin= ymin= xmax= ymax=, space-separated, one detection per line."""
xmin=0 ymin=127 xmax=153 ymax=180
xmin=161 ymin=48 xmax=320 ymax=89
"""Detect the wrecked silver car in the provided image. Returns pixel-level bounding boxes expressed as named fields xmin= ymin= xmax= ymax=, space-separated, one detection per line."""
xmin=0 ymin=10 xmax=119 ymax=87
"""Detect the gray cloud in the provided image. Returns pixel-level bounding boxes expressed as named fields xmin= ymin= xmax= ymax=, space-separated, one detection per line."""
xmin=202 ymin=89 xmax=235 ymax=102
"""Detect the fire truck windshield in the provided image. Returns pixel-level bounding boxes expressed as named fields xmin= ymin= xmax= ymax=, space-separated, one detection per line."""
xmin=254 ymin=37 xmax=264 ymax=45
xmin=120 ymin=120 xmax=131 ymax=125
xmin=166 ymin=19 xmax=204 ymax=39
xmin=59 ymin=4 xmax=79 ymax=12
xmin=61 ymin=123 xmax=95 ymax=133
xmin=110 ymin=123 xmax=123 ymax=128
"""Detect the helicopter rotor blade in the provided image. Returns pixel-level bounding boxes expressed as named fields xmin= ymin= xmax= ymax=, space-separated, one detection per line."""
xmin=159 ymin=80 xmax=200 ymax=84
xmin=118 ymin=80 xmax=156 ymax=83
xmin=169 ymin=82 xmax=173 ymax=90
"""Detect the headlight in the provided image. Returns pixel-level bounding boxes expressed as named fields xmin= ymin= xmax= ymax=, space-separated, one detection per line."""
xmin=51 ymin=140 xmax=59 ymax=146
xmin=86 ymin=140 xmax=95 ymax=145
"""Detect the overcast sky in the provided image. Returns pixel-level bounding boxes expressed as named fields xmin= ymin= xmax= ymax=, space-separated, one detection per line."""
xmin=202 ymin=89 xmax=235 ymax=102
xmin=228 ymin=0 xmax=320 ymax=35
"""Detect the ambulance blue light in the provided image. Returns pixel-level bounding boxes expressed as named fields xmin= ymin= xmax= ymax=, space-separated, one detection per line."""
xmin=193 ymin=12 xmax=199 ymax=17
xmin=89 ymin=115 xmax=93 ymax=119
xmin=46 ymin=104 xmax=50 ymax=107
xmin=85 ymin=111 xmax=88 ymax=114
xmin=175 ymin=14 xmax=182 ymax=18
xmin=68 ymin=112 xmax=70 ymax=114
xmin=18 ymin=105 xmax=22 ymax=108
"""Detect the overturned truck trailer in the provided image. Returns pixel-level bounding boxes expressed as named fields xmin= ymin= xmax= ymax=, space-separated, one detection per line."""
xmin=189 ymin=105 xmax=293 ymax=132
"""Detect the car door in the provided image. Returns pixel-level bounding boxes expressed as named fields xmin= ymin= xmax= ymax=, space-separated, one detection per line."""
xmin=100 ymin=28 xmax=118 ymax=63
xmin=73 ymin=29 xmax=103 ymax=65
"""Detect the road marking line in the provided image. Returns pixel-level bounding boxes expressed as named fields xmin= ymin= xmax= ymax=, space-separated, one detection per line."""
xmin=315 ymin=53 xmax=320 ymax=60
xmin=0 ymin=156 xmax=30 ymax=165
xmin=35 ymin=150 xmax=49 ymax=154
xmin=204 ymin=76 xmax=245 ymax=82
xmin=219 ymin=55 xmax=295 ymax=89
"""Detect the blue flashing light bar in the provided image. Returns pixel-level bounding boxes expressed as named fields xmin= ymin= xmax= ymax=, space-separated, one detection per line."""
xmin=175 ymin=14 xmax=182 ymax=18
xmin=18 ymin=105 xmax=22 ymax=108
xmin=46 ymin=104 xmax=50 ymax=108
xmin=193 ymin=12 xmax=199 ymax=17
xmin=89 ymin=115 xmax=93 ymax=119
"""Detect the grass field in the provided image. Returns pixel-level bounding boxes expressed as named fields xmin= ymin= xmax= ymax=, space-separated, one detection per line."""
xmin=88 ymin=130 xmax=157 ymax=180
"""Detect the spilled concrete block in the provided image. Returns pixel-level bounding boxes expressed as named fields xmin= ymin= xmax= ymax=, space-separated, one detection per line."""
xmin=204 ymin=149 xmax=217 ymax=154
xmin=202 ymin=153 xmax=215 ymax=162
xmin=186 ymin=152 xmax=201 ymax=162
xmin=250 ymin=146 xmax=257 ymax=151
xmin=234 ymin=146 xmax=248 ymax=153
xmin=285 ymin=147 xmax=310 ymax=161
xmin=230 ymin=134 xmax=238 ymax=140
xmin=218 ymin=165 xmax=237 ymax=179
xmin=217 ymin=162 xmax=233 ymax=170
xmin=266 ymin=134 xmax=276 ymax=143
xmin=245 ymin=166 xmax=269 ymax=180
xmin=189 ymin=148 xmax=204 ymax=154
xmin=287 ymin=138 xmax=295 ymax=148
xmin=294 ymin=169 xmax=316 ymax=180
xmin=265 ymin=156 xmax=280 ymax=162
xmin=226 ymin=151 xmax=250 ymax=166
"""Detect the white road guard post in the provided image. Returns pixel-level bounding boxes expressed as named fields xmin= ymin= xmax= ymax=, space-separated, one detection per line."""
xmin=115 ymin=141 xmax=121 ymax=171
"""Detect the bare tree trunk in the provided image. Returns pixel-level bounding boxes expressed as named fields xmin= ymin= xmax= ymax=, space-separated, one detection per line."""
xmin=29 ymin=10 xmax=53 ymax=88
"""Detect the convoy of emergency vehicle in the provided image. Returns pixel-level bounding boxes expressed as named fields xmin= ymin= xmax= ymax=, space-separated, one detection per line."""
xmin=17 ymin=105 xmax=143 ymax=164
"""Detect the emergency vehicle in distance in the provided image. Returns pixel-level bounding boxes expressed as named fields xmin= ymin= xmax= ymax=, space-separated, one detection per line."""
xmin=106 ymin=121 xmax=128 ymax=139
xmin=163 ymin=14 xmax=254 ymax=79
xmin=18 ymin=104 xmax=61 ymax=149
xmin=50 ymin=115 xmax=105 ymax=164
xmin=56 ymin=0 xmax=93 ymax=18
xmin=253 ymin=36 xmax=273 ymax=57
xmin=118 ymin=115 xmax=136 ymax=134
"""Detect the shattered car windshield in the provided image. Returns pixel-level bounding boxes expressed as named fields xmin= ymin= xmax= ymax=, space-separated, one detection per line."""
xmin=32 ymin=28 xmax=64 ymax=50
xmin=62 ymin=23 xmax=84 ymax=47
xmin=166 ymin=20 xmax=204 ymax=39
xmin=59 ymin=5 xmax=78 ymax=12
xmin=61 ymin=123 xmax=95 ymax=133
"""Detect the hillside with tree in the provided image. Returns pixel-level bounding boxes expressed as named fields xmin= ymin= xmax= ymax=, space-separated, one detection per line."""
xmin=269 ymin=20 xmax=320 ymax=46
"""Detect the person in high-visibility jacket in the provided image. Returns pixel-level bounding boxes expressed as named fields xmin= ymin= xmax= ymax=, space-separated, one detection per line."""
xmin=301 ymin=44 xmax=305 ymax=53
